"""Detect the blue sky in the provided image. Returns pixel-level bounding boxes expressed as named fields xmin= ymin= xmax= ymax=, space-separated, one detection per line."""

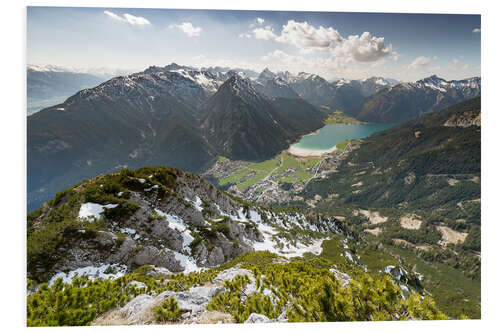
xmin=27 ymin=7 xmax=481 ymax=81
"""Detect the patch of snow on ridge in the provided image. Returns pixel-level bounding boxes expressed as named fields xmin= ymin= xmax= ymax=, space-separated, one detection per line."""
xmin=154 ymin=209 xmax=194 ymax=251
xmin=424 ymin=83 xmax=446 ymax=92
xmin=250 ymin=223 xmax=325 ymax=259
xmin=78 ymin=203 xmax=118 ymax=221
xmin=172 ymin=251 xmax=202 ymax=273
xmin=185 ymin=196 xmax=204 ymax=213
xmin=48 ymin=264 xmax=128 ymax=286
xmin=194 ymin=73 xmax=215 ymax=91
xmin=248 ymin=209 xmax=262 ymax=223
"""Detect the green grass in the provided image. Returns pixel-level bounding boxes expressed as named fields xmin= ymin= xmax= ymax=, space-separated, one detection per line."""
xmin=218 ymin=152 xmax=322 ymax=190
xmin=219 ymin=168 xmax=254 ymax=186
xmin=385 ymin=244 xmax=480 ymax=319
xmin=336 ymin=140 xmax=349 ymax=152
xmin=324 ymin=110 xmax=360 ymax=124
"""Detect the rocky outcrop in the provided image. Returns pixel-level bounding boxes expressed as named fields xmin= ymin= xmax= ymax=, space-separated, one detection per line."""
xmin=444 ymin=109 xmax=481 ymax=127
xmin=30 ymin=166 xmax=349 ymax=284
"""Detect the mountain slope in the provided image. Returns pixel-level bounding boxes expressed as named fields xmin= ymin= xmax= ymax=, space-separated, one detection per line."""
xmin=27 ymin=166 xmax=346 ymax=283
xmin=27 ymin=165 xmax=452 ymax=326
xmin=358 ymin=76 xmax=481 ymax=122
xmin=305 ymin=97 xmax=480 ymax=215
xmin=27 ymin=69 xmax=221 ymax=212
xmin=199 ymin=75 xmax=326 ymax=161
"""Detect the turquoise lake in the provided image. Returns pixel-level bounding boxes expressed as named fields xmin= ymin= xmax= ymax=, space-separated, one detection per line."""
xmin=292 ymin=123 xmax=396 ymax=151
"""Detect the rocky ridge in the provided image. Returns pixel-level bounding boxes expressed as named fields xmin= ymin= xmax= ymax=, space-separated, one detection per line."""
xmin=28 ymin=166 xmax=347 ymax=284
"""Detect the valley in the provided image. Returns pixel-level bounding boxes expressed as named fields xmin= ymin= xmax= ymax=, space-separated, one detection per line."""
xmin=26 ymin=64 xmax=482 ymax=325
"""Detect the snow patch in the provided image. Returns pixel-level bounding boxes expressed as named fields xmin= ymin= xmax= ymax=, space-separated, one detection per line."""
xmin=78 ymin=202 xmax=118 ymax=221
xmin=250 ymin=223 xmax=325 ymax=259
xmin=172 ymin=251 xmax=202 ymax=273
xmin=154 ymin=209 xmax=194 ymax=251
xmin=49 ymin=264 xmax=128 ymax=286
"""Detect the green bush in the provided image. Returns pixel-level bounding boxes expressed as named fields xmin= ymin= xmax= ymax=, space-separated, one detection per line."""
xmin=153 ymin=297 xmax=182 ymax=323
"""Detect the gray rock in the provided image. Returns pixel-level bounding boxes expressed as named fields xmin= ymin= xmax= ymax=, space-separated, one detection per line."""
xmin=244 ymin=313 xmax=271 ymax=323
xmin=96 ymin=231 xmax=117 ymax=247
xmin=150 ymin=220 xmax=184 ymax=252
xmin=121 ymin=294 xmax=154 ymax=319
xmin=329 ymin=268 xmax=352 ymax=288
xmin=108 ymin=237 xmax=136 ymax=263
xmin=128 ymin=280 xmax=147 ymax=289
xmin=156 ymin=287 xmax=217 ymax=314
xmin=207 ymin=247 xmax=225 ymax=266
xmin=132 ymin=246 xmax=183 ymax=272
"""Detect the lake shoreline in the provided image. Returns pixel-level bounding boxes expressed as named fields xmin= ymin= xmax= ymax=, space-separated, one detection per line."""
xmin=288 ymin=145 xmax=337 ymax=157
xmin=287 ymin=122 xmax=397 ymax=157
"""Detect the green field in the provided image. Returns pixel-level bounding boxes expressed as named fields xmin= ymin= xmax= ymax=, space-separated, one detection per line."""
xmin=324 ymin=110 xmax=361 ymax=124
xmin=219 ymin=152 xmax=322 ymax=190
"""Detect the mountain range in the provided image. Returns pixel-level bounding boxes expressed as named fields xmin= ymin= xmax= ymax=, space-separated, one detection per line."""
xmin=27 ymin=65 xmax=325 ymax=211
xmin=27 ymin=63 xmax=481 ymax=212
xmin=358 ymin=76 xmax=481 ymax=122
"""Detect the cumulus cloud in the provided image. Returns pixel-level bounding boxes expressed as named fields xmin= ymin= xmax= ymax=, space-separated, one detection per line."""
xmin=331 ymin=32 xmax=395 ymax=62
xmin=253 ymin=26 xmax=278 ymax=40
xmin=472 ymin=28 xmax=481 ymax=33
xmin=104 ymin=10 xmax=150 ymax=26
xmin=409 ymin=56 xmax=432 ymax=69
xmin=275 ymin=20 xmax=343 ymax=48
xmin=452 ymin=58 xmax=459 ymax=65
xmin=256 ymin=17 xmax=265 ymax=25
xmin=241 ymin=20 xmax=395 ymax=64
xmin=170 ymin=22 xmax=202 ymax=37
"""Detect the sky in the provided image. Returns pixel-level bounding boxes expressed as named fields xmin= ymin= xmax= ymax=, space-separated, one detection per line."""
xmin=27 ymin=7 xmax=481 ymax=81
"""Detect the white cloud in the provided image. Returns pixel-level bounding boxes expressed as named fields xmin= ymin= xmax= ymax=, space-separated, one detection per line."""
xmin=472 ymin=28 xmax=481 ymax=33
xmin=104 ymin=10 xmax=150 ymax=26
xmin=240 ymin=20 xmax=395 ymax=64
xmin=331 ymin=32 xmax=395 ymax=62
xmin=275 ymin=20 xmax=343 ymax=48
xmin=452 ymin=58 xmax=459 ymax=65
xmin=409 ymin=56 xmax=432 ymax=69
xmin=256 ymin=17 xmax=265 ymax=25
xmin=462 ymin=64 xmax=470 ymax=70
xmin=170 ymin=22 xmax=202 ymax=37
xmin=252 ymin=26 xmax=277 ymax=40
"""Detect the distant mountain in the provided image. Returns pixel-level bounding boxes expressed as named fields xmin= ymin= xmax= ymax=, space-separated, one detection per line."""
xmin=358 ymin=76 xmax=481 ymax=122
xmin=254 ymin=69 xmax=398 ymax=116
xmin=27 ymin=66 xmax=106 ymax=115
xmin=256 ymin=67 xmax=276 ymax=84
xmin=202 ymin=66 xmax=259 ymax=78
xmin=359 ymin=77 xmax=400 ymax=97
xmin=199 ymin=74 xmax=326 ymax=161
xmin=27 ymin=66 xmax=230 ymax=212
xmin=256 ymin=76 xmax=300 ymax=99
xmin=286 ymin=72 xmax=336 ymax=107
xmin=27 ymin=66 xmax=330 ymax=211
xmin=28 ymin=64 xmax=136 ymax=79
